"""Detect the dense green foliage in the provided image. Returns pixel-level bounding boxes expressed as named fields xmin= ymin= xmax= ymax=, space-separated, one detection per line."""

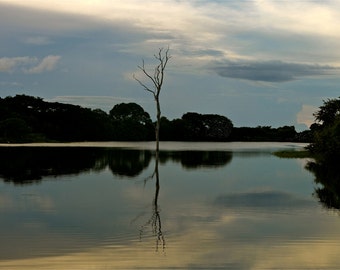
xmin=0 ymin=94 xmax=310 ymax=143
xmin=305 ymin=97 xmax=340 ymax=210
xmin=308 ymin=97 xmax=340 ymax=160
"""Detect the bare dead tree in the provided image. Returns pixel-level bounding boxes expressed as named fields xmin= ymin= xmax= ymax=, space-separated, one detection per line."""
xmin=133 ymin=47 xmax=171 ymax=154
xmin=133 ymin=47 xmax=169 ymax=252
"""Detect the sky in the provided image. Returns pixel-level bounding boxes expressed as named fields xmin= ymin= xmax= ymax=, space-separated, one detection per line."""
xmin=0 ymin=0 xmax=340 ymax=130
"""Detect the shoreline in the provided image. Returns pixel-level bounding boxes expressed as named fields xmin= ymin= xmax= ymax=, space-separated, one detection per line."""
xmin=0 ymin=141 xmax=309 ymax=151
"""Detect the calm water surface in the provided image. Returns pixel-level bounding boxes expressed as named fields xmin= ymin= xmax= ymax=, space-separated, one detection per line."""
xmin=0 ymin=142 xmax=339 ymax=269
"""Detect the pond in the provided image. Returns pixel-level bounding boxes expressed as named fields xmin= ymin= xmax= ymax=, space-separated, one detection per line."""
xmin=0 ymin=142 xmax=339 ymax=269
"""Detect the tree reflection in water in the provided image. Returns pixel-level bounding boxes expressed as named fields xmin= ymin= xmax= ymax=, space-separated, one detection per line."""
xmin=107 ymin=149 xmax=152 ymax=177
xmin=0 ymin=147 xmax=107 ymax=183
xmin=0 ymin=147 xmax=152 ymax=183
xmin=137 ymin=150 xmax=233 ymax=252
xmin=0 ymin=146 xmax=234 ymax=253
xmin=160 ymin=150 xmax=233 ymax=169
xmin=0 ymin=147 xmax=233 ymax=184
xmin=139 ymin=153 xmax=165 ymax=252
xmin=307 ymin=157 xmax=340 ymax=210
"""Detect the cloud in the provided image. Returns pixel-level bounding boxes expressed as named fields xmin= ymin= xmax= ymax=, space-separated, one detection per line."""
xmin=0 ymin=57 xmax=33 ymax=72
xmin=2 ymin=0 xmax=340 ymax=67
xmin=25 ymin=55 xmax=60 ymax=74
xmin=0 ymin=55 xmax=60 ymax=74
xmin=24 ymin=36 xmax=52 ymax=45
xmin=255 ymin=0 xmax=340 ymax=38
xmin=297 ymin=105 xmax=318 ymax=128
xmin=213 ymin=61 xmax=338 ymax=82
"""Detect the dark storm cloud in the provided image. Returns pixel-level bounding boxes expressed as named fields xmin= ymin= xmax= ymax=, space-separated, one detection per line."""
xmin=213 ymin=60 xmax=337 ymax=82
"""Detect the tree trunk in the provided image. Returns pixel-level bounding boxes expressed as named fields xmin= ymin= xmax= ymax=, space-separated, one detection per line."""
xmin=155 ymin=95 xmax=161 ymax=154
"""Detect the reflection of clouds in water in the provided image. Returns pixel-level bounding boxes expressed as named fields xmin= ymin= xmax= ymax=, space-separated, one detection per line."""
xmin=214 ymin=190 xmax=314 ymax=211
xmin=295 ymin=158 xmax=314 ymax=171
xmin=1 ymin=185 xmax=339 ymax=269
xmin=3 ymin=214 xmax=340 ymax=269
xmin=20 ymin=193 xmax=55 ymax=213
xmin=253 ymin=242 xmax=340 ymax=269
xmin=122 ymin=184 xmax=154 ymax=203
xmin=214 ymin=191 xmax=313 ymax=210
xmin=0 ymin=194 xmax=13 ymax=210
xmin=1 ymin=193 xmax=55 ymax=213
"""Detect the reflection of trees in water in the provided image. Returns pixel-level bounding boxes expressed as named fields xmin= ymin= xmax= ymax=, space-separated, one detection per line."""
xmin=159 ymin=151 xmax=233 ymax=169
xmin=0 ymin=147 xmax=233 ymax=184
xmin=0 ymin=147 xmax=106 ymax=184
xmin=0 ymin=146 xmax=233 ymax=251
xmin=0 ymin=147 xmax=153 ymax=184
xmin=136 ymin=150 xmax=233 ymax=252
xmin=107 ymin=149 xmax=152 ymax=177
xmin=307 ymin=158 xmax=340 ymax=210
xmin=139 ymin=157 xmax=165 ymax=251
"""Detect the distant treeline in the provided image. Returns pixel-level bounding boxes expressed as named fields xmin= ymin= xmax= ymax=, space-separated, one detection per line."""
xmin=230 ymin=126 xmax=311 ymax=142
xmin=0 ymin=94 xmax=310 ymax=143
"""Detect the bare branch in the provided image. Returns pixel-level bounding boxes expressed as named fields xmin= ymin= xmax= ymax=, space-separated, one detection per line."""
xmin=137 ymin=60 xmax=158 ymax=89
xmin=134 ymin=47 xmax=171 ymax=153
xmin=133 ymin=73 xmax=156 ymax=97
